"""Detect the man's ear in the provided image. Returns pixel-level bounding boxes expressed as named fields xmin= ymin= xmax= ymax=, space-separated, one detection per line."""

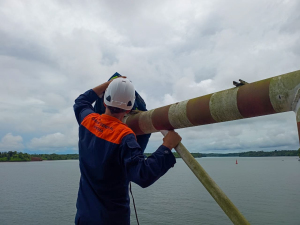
xmin=125 ymin=110 xmax=130 ymax=114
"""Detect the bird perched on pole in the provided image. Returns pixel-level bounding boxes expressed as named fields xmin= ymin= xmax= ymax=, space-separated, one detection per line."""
xmin=233 ymin=79 xmax=248 ymax=87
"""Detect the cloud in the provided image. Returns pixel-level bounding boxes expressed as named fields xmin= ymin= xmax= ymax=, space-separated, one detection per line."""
xmin=0 ymin=133 xmax=24 ymax=152
xmin=0 ymin=0 xmax=299 ymax=153
xmin=28 ymin=132 xmax=77 ymax=152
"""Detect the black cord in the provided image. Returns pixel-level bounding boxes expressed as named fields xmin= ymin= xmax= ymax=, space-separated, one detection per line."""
xmin=129 ymin=182 xmax=140 ymax=225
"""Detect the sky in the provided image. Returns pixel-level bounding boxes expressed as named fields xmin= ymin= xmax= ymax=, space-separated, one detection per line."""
xmin=0 ymin=0 xmax=299 ymax=154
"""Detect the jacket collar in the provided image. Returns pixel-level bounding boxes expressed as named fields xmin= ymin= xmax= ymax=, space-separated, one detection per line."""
xmin=101 ymin=113 xmax=124 ymax=124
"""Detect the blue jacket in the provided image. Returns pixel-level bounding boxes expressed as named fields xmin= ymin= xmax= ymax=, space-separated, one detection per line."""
xmin=74 ymin=89 xmax=176 ymax=225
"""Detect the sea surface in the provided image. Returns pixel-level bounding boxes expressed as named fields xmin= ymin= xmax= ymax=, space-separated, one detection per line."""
xmin=0 ymin=157 xmax=299 ymax=225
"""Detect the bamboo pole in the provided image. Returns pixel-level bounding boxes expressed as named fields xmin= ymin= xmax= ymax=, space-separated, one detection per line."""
xmin=161 ymin=130 xmax=250 ymax=225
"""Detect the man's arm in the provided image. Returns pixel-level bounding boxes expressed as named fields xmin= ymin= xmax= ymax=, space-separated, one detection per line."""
xmin=74 ymin=78 xmax=125 ymax=124
xmin=92 ymin=81 xmax=113 ymax=96
xmin=73 ymin=81 xmax=111 ymax=124
xmin=121 ymin=131 xmax=181 ymax=188
xmin=73 ymin=89 xmax=98 ymax=125
xmin=136 ymin=133 xmax=151 ymax=153
xmin=92 ymin=76 xmax=125 ymax=96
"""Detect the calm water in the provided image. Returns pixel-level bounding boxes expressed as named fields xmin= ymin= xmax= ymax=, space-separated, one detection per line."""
xmin=0 ymin=157 xmax=299 ymax=225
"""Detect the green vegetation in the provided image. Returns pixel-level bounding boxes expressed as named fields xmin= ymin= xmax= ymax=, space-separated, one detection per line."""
xmin=0 ymin=152 xmax=78 ymax=162
xmin=0 ymin=151 xmax=31 ymax=162
xmin=238 ymin=150 xmax=297 ymax=157
xmin=0 ymin=150 xmax=298 ymax=162
xmin=201 ymin=153 xmax=239 ymax=157
xmin=201 ymin=150 xmax=298 ymax=157
xmin=31 ymin=154 xmax=79 ymax=160
xmin=147 ymin=150 xmax=298 ymax=158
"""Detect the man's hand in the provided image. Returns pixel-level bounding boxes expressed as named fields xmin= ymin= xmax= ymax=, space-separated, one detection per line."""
xmin=162 ymin=131 xmax=182 ymax=150
xmin=108 ymin=76 xmax=127 ymax=83
xmin=92 ymin=76 xmax=127 ymax=97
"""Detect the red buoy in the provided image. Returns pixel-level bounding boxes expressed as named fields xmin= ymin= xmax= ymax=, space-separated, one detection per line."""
xmin=236 ymin=159 xmax=238 ymax=164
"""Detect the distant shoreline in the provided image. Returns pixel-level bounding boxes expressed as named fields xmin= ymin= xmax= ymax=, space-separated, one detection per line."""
xmin=1 ymin=150 xmax=299 ymax=162
xmin=1 ymin=156 xmax=299 ymax=163
xmin=150 ymin=150 xmax=300 ymax=158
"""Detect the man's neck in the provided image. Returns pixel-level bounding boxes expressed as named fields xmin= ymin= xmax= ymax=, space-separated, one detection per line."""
xmin=104 ymin=109 xmax=126 ymax=121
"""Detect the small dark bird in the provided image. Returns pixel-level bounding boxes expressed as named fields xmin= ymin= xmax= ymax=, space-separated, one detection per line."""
xmin=233 ymin=79 xmax=248 ymax=87
xmin=239 ymin=79 xmax=249 ymax=85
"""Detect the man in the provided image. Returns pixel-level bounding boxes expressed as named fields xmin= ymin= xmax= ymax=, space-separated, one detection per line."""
xmin=73 ymin=77 xmax=181 ymax=225
xmin=94 ymin=72 xmax=151 ymax=153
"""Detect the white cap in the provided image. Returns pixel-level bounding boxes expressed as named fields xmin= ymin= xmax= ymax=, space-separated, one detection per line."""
xmin=104 ymin=78 xmax=135 ymax=110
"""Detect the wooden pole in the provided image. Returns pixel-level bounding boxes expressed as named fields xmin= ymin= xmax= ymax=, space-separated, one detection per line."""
xmin=161 ymin=130 xmax=250 ymax=225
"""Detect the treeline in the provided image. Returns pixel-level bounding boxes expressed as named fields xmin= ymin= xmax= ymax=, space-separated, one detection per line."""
xmin=238 ymin=150 xmax=298 ymax=157
xmin=31 ymin=154 xmax=79 ymax=160
xmin=202 ymin=153 xmax=239 ymax=157
xmin=202 ymin=150 xmax=299 ymax=157
xmin=1 ymin=149 xmax=299 ymax=162
xmin=0 ymin=151 xmax=79 ymax=162
xmin=145 ymin=150 xmax=300 ymax=158
xmin=0 ymin=151 xmax=31 ymax=162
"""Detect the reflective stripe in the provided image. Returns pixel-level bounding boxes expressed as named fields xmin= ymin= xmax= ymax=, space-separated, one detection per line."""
xmin=139 ymin=109 xmax=158 ymax=134
xmin=168 ymin=100 xmax=193 ymax=129
xmin=81 ymin=113 xmax=134 ymax=144
xmin=210 ymin=88 xmax=243 ymax=122
xmin=269 ymin=71 xmax=300 ymax=112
